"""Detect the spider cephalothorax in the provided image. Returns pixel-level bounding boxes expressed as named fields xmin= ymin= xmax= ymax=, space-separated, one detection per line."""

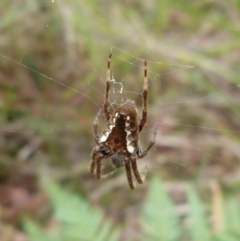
xmin=90 ymin=54 xmax=157 ymax=189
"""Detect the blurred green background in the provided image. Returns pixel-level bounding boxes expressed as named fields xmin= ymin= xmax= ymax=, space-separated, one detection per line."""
xmin=1 ymin=0 xmax=240 ymax=240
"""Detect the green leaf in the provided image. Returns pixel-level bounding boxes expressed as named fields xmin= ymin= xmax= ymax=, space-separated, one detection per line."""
xmin=140 ymin=177 xmax=181 ymax=241
xmin=225 ymin=199 xmax=240 ymax=234
xmin=42 ymin=179 xmax=120 ymax=241
xmin=24 ymin=179 xmax=121 ymax=241
xmin=186 ymin=184 xmax=211 ymax=241
xmin=24 ymin=219 xmax=59 ymax=241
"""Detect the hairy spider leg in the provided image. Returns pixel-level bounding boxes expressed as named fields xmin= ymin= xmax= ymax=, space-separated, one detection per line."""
xmin=139 ymin=60 xmax=148 ymax=133
xmin=101 ymin=169 xmax=117 ymax=179
xmin=103 ymin=53 xmax=112 ymax=121
xmin=96 ymin=154 xmax=104 ymax=179
xmin=90 ymin=147 xmax=98 ymax=174
xmin=90 ymin=109 xmax=102 ymax=174
xmin=130 ymin=155 xmax=144 ymax=184
xmin=93 ymin=109 xmax=102 ymax=144
xmin=129 ymin=125 xmax=158 ymax=187
xmin=138 ymin=124 xmax=158 ymax=159
xmin=124 ymin=159 xmax=135 ymax=189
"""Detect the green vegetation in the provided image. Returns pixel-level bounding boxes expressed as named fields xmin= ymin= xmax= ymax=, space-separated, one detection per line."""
xmin=24 ymin=178 xmax=240 ymax=241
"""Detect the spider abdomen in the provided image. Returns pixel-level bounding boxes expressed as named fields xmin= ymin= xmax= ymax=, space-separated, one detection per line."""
xmin=100 ymin=100 xmax=139 ymax=154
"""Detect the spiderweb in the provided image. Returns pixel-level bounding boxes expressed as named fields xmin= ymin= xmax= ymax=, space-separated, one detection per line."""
xmin=4 ymin=6 xmax=240 ymax=241
xmin=1 ymin=0 xmax=240 ymax=189
xmin=2 ymin=45 xmax=239 ymax=180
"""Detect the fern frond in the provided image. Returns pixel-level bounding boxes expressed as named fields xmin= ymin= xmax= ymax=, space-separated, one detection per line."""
xmin=186 ymin=184 xmax=212 ymax=241
xmin=24 ymin=219 xmax=59 ymax=241
xmin=42 ymin=179 xmax=120 ymax=241
xmin=24 ymin=179 xmax=120 ymax=241
xmin=224 ymin=199 xmax=240 ymax=236
xmin=140 ymin=177 xmax=181 ymax=241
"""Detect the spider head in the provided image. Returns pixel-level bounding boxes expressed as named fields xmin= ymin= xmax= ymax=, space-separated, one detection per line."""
xmin=116 ymin=99 xmax=138 ymax=118
xmin=111 ymin=153 xmax=124 ymax=168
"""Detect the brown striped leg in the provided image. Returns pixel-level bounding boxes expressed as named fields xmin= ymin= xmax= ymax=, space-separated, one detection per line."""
xmin=93 ymin=109 xmax=102 ymax=144
xmin=138 ymin=125 xmax=158 ymax=159
xmin=96 ymin=154 xmax=104 ymax=179
xmin=131 ymin=156 xmax=144 ymax=184
xmin=90 ymin=149 xmax=98 ymax=174
xmin=103 ymin=54 xmax=112 ymax=121
xmin=124 ymin=160 xmax=134 ymax=190
xmin=139 ymin=60 xmax=148 ymax=132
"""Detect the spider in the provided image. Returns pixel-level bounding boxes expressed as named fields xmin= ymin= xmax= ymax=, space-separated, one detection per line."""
xmin=90 ymin=53 xmax=157 ymax=189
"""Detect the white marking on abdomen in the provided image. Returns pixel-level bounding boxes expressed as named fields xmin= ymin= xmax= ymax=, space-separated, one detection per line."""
xmin=100 ymin=134 xmax=108 ymax=142
xmin=125 ymin=120 xmax=135 ymax=153
xmin=127 ymin=145 xmax=134 ymax=153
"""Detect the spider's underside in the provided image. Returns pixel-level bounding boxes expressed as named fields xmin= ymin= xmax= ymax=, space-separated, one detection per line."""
xmin=90 ymin=54 xmax=157 ymax=190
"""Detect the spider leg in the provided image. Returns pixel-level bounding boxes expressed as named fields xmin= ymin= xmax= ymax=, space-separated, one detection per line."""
xmin=101 ymin=169 xmax=117 ymax=179
xmin=124 ymin=158 xmax=135 ymax=190
xmin=139 ymin=60 xmax=148 ymax=133
xmin=90 ymin=146 xmax=100 ymax=174
xmin=103 ymin=53 xmax=112 ymax=121
xmin=93 ymin=109 xmax=102 ymax=144
xmin=138 ymin=125 xmax=158 ymax=159
xmin=90 ymin=156 xmax=95 ymax=174
xmin=96 ymin=154 xmax=104 ymax=179
xmin=90 ymin=111 xmax=103 ymax=174
xmin=130 ymin=155 xmax=144 ymax=184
